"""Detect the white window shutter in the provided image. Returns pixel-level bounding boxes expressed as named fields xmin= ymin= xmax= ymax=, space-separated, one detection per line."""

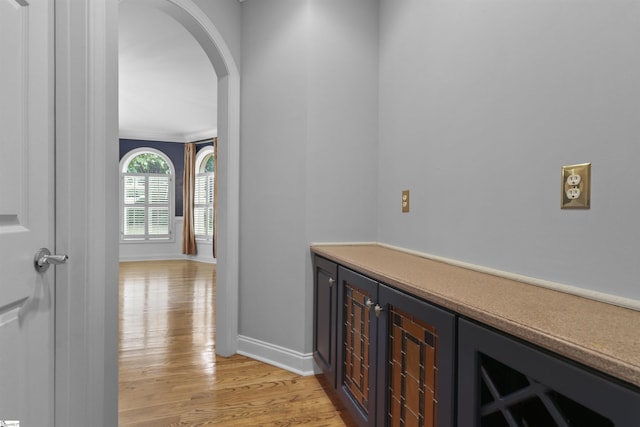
xmin=194 ymin=172 xmax=214 ymax=240
xmin=121 ymin=173 xmax=172 ymax=240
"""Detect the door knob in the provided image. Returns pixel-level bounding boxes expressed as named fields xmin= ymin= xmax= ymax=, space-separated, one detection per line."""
xmin=34 ymin=248 xmax=69 ymax=273
xmin=374 ymin=304 xmax=384 ymax=317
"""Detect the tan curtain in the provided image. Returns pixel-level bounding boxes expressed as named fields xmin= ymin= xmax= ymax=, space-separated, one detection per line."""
xmin=212 ymin=138 xmax=218 ymax=258
xmin=182 ymin=143 xmax=197 ymax=255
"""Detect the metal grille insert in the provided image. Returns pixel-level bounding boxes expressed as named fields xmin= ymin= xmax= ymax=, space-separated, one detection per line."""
xmin=479 ymin=354 xmax=614 ymax=427
xmin=343 ymin=283 xmax=371 ymax=413
xmin=388 ymin=306 xmax=438 ymax=427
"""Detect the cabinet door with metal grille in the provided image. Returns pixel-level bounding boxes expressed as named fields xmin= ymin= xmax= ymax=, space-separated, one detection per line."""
xmin=337 ymin=267 xmax=380 ymax=427
xmin=458 ymin=319 xmax=640 ymax=427
xmin=376 ymin=285 xmax=456 ymax=427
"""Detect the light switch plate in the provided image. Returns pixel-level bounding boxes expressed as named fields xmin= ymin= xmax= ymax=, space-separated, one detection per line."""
xmin=561 ymin=163 xmax=591 ymax=209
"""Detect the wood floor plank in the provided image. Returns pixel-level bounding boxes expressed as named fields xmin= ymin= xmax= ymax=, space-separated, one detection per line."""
xmin=119 ymin=260 xmax=354 ymax=426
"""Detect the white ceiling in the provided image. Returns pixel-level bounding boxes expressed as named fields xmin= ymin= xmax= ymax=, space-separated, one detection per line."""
xmin=118 ymin=2 xmax=218 ymax=143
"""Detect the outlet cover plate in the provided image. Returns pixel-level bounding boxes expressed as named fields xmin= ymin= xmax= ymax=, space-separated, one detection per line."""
xmin=402 ymin=190 xmax=410 ymax=213
xmin=561 ymin=163 xmax=591 ymax=209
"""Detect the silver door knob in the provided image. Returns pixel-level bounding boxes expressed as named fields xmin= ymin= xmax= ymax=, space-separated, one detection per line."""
xmin=374 ymin=304 xmax=384 ymax=317
xmin=34 ymin=248 xmax=69 ymax=273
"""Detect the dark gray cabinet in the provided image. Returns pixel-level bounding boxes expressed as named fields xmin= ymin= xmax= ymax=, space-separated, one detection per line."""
xmin=313 ymin=256 xmax=338 ymax=387
xmin=458 ymin=319 xmax=640 ymax=426
xmin=333 ymin=264 xmax=455 ymax=427
xmin=313 ymin=254 xmax=640 ymax=427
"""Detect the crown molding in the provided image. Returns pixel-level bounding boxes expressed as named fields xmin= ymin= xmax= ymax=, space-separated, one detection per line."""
xmin=119 ymin=127 xmax=216 ymax=143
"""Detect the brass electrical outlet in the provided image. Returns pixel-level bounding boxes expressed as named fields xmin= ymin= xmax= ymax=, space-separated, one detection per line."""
xmin=402 ymin=190 xmax=410 ymax=213
xmin=561 ymin=163 xmax=591 ymax=209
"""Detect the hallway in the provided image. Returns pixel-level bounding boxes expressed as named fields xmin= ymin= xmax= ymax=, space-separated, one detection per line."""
xmin=118 ymin=260 xmax=354 ymax=426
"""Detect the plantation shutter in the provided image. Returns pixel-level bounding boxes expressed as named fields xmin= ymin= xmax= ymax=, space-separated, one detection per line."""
xmin=123 ymin=175 xmax=146 ymax=236
xmin=194 ymin=172 xmax=214 ymax=239
xmin=148 ymin=175 xmax=170 ymax=236
xmin=122 ymin=173 xmax=171 ymax=239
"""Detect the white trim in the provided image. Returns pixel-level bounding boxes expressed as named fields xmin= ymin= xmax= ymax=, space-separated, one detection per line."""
xmin=119 ymin=255 xmax=217 ymax=264
xmin=184 ymin=128 xmax=217 ymax=142
xmin=119 ymin=237 xmax=177 ymax=244
xmin=119 ymin=253 xmax=184 ymax=262
xmin=119 ymin=127 xmax=217 ymax=143
xmin=310 ymin=241 xmax=378 ymax=247
xmin=55 ymin=0 xmax=119 ymax=425
xmin=237 ymin=335 xmax=318 ymax=377
xmin=317 ymin=242 xmax=640 ymax=312
xmin=195 ymin=145 xmax=214 ymax=171
xmin=119 ymin=217 xmax=216 ymax=263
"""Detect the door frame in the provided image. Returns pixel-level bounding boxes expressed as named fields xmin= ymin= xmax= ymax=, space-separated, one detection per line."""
xmin=54 ymin=0 xmax=240 ymax=424
xmin=55 ymin=0 xmax=119 ymax=424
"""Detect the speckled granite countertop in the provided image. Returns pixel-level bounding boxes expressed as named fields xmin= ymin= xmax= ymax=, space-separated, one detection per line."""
xmin=311 ymin=244 xmax=640 ymax=389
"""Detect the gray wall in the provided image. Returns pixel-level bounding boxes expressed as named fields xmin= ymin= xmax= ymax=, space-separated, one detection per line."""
xmin=210 ymin=0 xmax=640 ymax=363
xmin=305 ymin=0 xmax=379 ymax=353
xmin=240 ymin=0 xmax=379 ymax=353
xmin=378 ymin=0 xmax=640 ymax=300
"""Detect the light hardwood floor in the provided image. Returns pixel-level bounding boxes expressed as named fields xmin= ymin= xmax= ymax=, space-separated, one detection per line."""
xmin=119 ymin=260 xmax=355 ymax=426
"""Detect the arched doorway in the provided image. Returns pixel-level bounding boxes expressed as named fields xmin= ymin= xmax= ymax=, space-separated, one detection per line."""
xmin=122 ymin=0 xmax=240 ymax=356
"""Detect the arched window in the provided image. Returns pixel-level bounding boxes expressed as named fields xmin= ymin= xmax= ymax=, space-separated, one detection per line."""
xmin=120 ymin=148 xmax=175 ymax=241
xmin=194 ymin=146 xmax=214 ymax=241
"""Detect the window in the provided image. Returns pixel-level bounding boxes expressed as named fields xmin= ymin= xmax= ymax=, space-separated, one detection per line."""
xmin=194 ymin=146 xmax=214 ymax=241
xmin=120 ymin=148 xmax=175 ymax=241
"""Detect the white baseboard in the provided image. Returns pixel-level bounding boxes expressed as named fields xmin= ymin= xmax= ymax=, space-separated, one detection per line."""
xmin=119 ymin=254 xmax=216 ymax=263
xmin=237 ymin=335 xmax=319 ymax=376
xmin=188 ymin=255 xmax=217 ymax=264
xmin=119 ymin=253 xmax=186 ymax=262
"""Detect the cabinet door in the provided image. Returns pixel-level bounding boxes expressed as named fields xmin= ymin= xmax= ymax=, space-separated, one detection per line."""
xmin=377 ymin=285 xmax=456 ymax=427
xmin=458 ymin=319 xmax=640 ymax=427
xmin=313 ymin=256 xmax=338 ymax=387
xmin=337 ymin=266 xmax=379 ymax=427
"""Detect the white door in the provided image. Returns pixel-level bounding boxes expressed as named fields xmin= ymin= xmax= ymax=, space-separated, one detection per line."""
xmin=0 ymin=0 xmax=56 ymax=425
